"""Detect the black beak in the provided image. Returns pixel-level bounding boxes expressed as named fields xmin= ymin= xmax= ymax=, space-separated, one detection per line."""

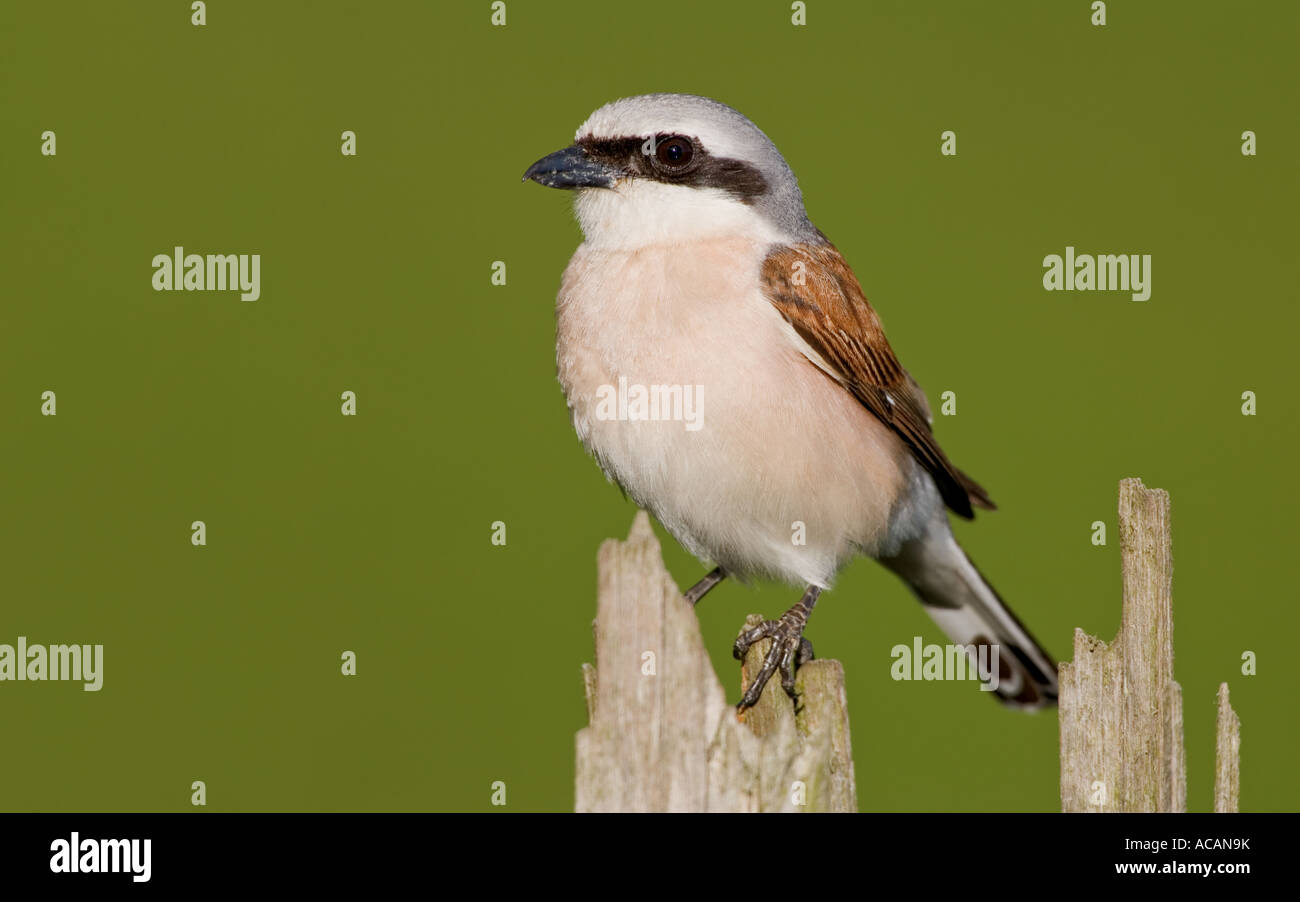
xmin=522 ymin=144 xmax=622 ymax=189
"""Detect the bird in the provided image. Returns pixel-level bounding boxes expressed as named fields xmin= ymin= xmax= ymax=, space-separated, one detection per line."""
xmin=523 ymin=93 xmax=1058 ymax=712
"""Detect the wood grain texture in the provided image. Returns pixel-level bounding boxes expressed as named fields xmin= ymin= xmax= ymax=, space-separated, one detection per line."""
xmin=1214 ymin=682 xmax=1241 ymax=813
xmin=575 ymin=512 xmax=856 ymax=812
xmin=1060 ymin=478 xmax=1186 ymax=812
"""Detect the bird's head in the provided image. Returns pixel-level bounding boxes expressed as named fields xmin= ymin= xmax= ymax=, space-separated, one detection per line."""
xmin=523 ymin=93 xmax=815 ymax=249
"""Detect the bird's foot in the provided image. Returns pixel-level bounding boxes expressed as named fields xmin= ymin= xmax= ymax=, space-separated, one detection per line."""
xmin=733 ymin=586 xmax=821 ymax=711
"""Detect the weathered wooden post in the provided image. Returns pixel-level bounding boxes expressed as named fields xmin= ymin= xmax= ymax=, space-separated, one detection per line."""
xmin=575 ymin=512 xmax=856 ymax=812
xmin=1059 ymin=477 xmax=1242 ymax=812
xmin=1215 ymin=683 xmax=1241 ymax=813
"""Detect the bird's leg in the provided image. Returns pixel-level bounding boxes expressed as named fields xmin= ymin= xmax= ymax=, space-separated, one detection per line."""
xmin=683 ymin=567 xmax=726 ymax=606
xmin=733 ymin=585 xmax=821 ymax=710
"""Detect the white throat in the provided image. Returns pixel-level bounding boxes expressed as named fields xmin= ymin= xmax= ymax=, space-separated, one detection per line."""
xmin=573 ymin=180 xmax=784 ymax=251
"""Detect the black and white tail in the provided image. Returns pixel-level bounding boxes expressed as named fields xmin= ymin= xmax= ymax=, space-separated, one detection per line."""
xmin=880 ymin=528 xmax=1059 ymax=710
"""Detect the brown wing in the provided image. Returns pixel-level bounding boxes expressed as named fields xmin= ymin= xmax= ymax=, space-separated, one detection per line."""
xmin=761 ymin=241 xmax=994 ymax=519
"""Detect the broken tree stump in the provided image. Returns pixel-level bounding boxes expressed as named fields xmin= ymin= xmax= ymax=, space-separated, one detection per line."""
xmin=575 ymin=512 xmax=856 ymax=812
xmin=1059 ymin=477 xmax=1242 ymax=812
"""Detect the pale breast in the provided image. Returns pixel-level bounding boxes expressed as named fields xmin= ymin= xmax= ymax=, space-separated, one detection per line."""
xmin=555 ymin=237 xmax=926 ymax=587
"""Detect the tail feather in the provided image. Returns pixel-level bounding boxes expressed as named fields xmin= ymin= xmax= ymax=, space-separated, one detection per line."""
xmin=880 ymin=528 xmax=1058 ymax=710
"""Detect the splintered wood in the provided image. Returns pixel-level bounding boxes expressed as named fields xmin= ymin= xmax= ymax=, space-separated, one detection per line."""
xmin=575 ymin=512 xmax=856 ymax=812
xmin=1215 ymin=683 xmax=1241 ymax=813
xmin=1059 ymin=478 xmax=1241 ymax=812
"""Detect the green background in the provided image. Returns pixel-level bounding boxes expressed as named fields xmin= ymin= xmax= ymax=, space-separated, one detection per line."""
xmin=1 ymin=0 xmax=1295 ymax=812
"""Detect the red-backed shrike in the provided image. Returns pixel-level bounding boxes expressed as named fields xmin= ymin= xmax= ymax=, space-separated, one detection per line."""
xmin=525 ymin=94 xmax=1057 ymax=711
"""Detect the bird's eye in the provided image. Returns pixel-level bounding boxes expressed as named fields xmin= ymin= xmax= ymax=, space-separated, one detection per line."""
xmin=654 ymin=136 xmax=695 ymax=169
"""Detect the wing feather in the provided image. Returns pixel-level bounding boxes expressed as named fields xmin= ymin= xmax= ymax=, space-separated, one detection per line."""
xmin=761 ymin=241 xmax=994 ymax=519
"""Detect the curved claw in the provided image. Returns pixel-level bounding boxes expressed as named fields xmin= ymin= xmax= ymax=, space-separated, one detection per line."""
xmin=733 ymin=619 xmax=779 ymax=661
